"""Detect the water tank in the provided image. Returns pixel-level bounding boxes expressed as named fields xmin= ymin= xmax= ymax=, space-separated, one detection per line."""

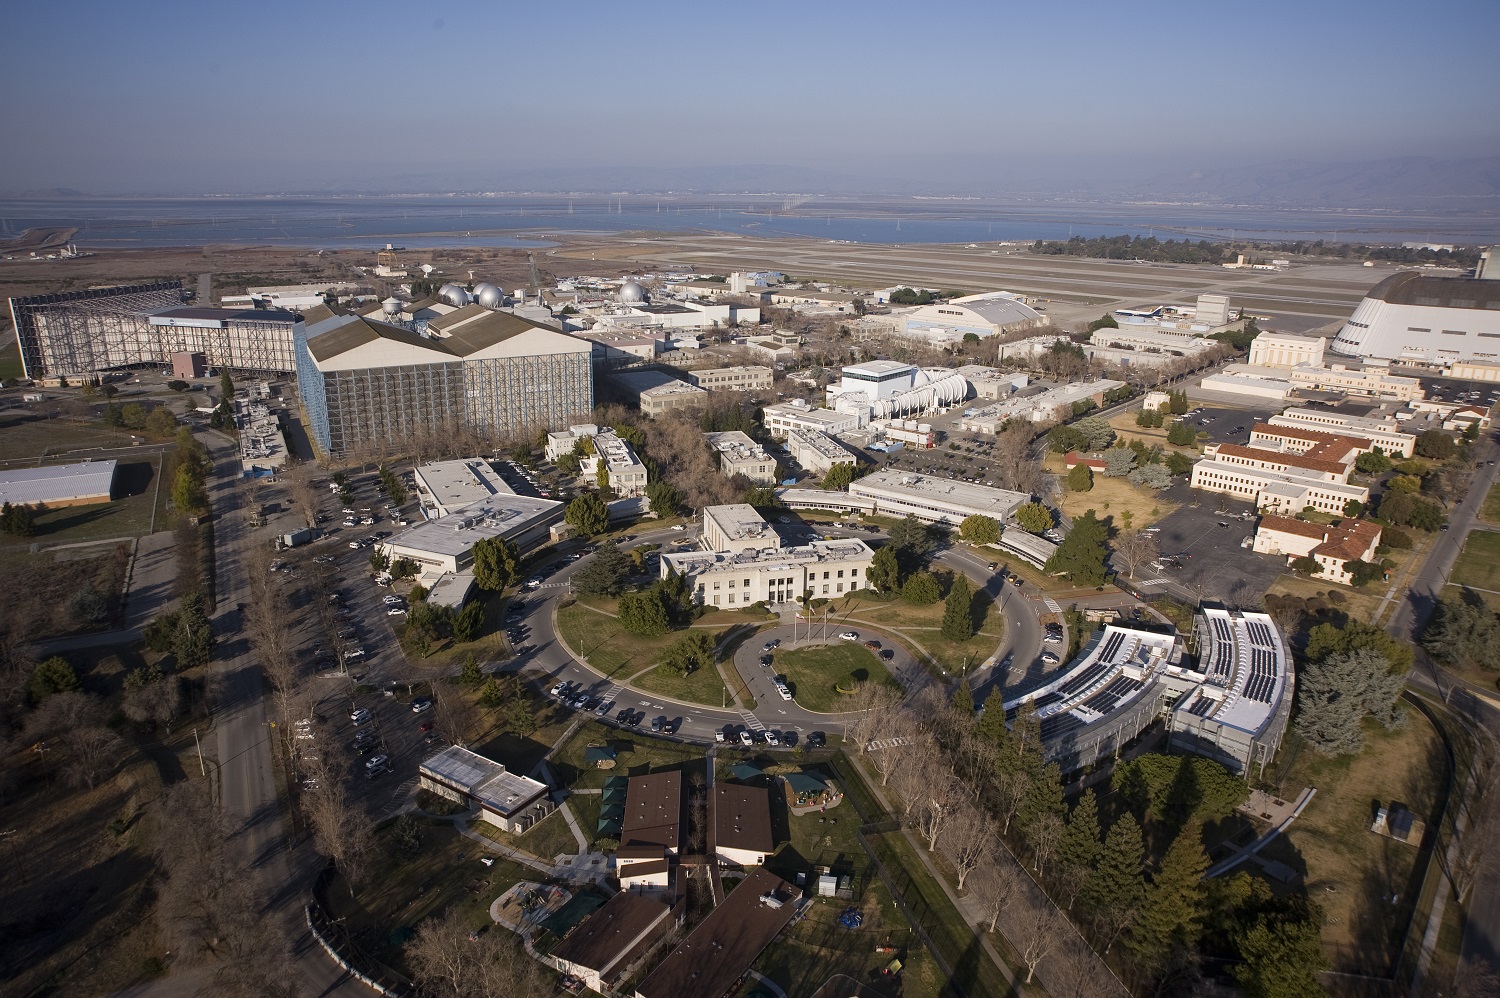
xmin=619 ymin=281 xmax=648 ymax=304
xmin=474 ymin=283 xmax=503 ymax=309
xmin=381 ymin=297 xmax=403 ymax=317
xmin=438 ymin=284 xmax=471 ymax=307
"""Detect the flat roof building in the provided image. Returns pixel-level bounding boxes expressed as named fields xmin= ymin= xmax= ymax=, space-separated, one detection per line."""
xmin=0 ymin=460 xmax=117 ymax=508
xmin=959 ymin=380 xmax=1126 ymax=431
xmin=381 ymin=493 xmax=564 ymax=583
xmin=705 ymin=431 xmax=777 ymax=484
xmin=785 ymin=428 xmax=857 ymax=475
xmin=1286 ymin=364 xmax=1425 ymax=401
xmin=608 ymin=370 xmax=709 ymax=416
xmin=762 ymin=400 xmax=863 ymax=439
xmin=1268 ymin=409 xmax=1416 ymax=458
xmin=672 ymin=504 xmax=877 ymax=604
xmin=1248 ymin=331 xmax=1326 ymax=370
xmin=848 ymin=469 xmax=1029 ymax=526
xmin=418 ymin=745 xmax=552 ymax=833
xmin=412 ymin=458 xmax=515 ymax=518
xmin=688 ymin=365 xmax=773 ymax=392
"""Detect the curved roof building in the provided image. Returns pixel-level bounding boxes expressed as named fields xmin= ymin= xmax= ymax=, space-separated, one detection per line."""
xmin=1331 ymin=272 xmax=1500 ymax=364
xmin=902 ymin=291 xmax=1050 ymax=345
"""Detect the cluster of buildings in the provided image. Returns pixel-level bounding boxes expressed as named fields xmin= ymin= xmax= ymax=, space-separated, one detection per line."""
xmin=959 ymin=379 xmax=1125 ymax=433
xmin=1188 ymin=422 xmax=1374 ymax=516
xmin=1007 ymin=607 xmax=1292 ymax=777
xmin=1251 ymin=515 xmax=1383 ymax=585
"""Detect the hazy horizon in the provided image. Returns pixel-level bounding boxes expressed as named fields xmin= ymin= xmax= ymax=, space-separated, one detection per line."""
xmin=3 ymin=0 xmax=1498 ymax=205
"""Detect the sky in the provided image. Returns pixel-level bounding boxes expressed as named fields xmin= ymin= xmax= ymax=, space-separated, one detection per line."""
xmin=3 ymin=0 xmax=1498 ymax=195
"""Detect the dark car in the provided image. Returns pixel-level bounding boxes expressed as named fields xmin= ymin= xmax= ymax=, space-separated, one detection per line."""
xmin=650 ymin=716 xmax=664 ymax=732
xmin=807 ymin=731 xmax=827 ymax=748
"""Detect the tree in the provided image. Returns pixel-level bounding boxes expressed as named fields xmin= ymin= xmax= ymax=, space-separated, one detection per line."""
xmin=1057 ymin=789 xmax=1103 ymax=908
xmin=1102 ymin=447 xmax=1136 ymax=477
xmin=390 ymin=557 xmax=420 ymax=580
xmin=1305 ymin=619 xmax=1411 ymax=672
xmin=1128 ymin=464 xmax=1173 ymax=489
xmin=1356 ymin=450 xmax=1392 ymax=474
xmin=743 ymin=485 xmax=779 ymax=507
xmin=869 ymin=545 xmax=901 ymax=592
xmin=1014 ymin=502 xmax=1052 ymax=535
xmin=171 ymin=465 xmax=208 ymax=516
xmin=959 ymin=514 xmax=1001 ymax=546
xmin=1115 ymin=753 xmax=1249 ymax=830
xmin=1343 ymin=498 xmax=1366 ymax=517
xmin=1424 ymin=592 xmax=1500 ymax=671
xmin=901 ymin=571 xmax=942 ymax=605
xmin=1019 ymin=906 xmax=1068 ymax=984
xmin=1164 ymin=450 xmax=1194 ymax=476
xmin=619 ymin=589 xmax=670 ymax=635
xmin=1128 ymin=823 xmax=1209 ymax=970
xmin=219 ymin=368 xmax=234 ymax=400
xmin=1347 ymin=558 xmax=1383 ymax=587
xmin=822 ymin=462 xmax=856 ymax=490
xmin=971 ymin=860 xmax=1022 ymax=934
xmin=1416 ymin=429 xmax=1457 ymax=460
xmin=646 ymin=479 xmax=681 ymax=517
xmin=167 ymin=379 xmax=190 ymax=392
xmin=26 ymin=691 xmax=123 ymax=788
xmin=1294 ymin=647 xmax=1406 ymax=755
xmin=661 ymin=630 xmax=715 ymax=675
xmin=101 ymin=402 xmax=124 ymax=427
xmin=1083 ymin=815 xmax=1146 ymax=953
xmin=471 ymin=536 xmax=520 ymax=591
xmin=1112 ymin=531 xmax=1158 ymax=580
xmin=368 ymin=550 xmax=391 ymax=574
xmin=887 ymin=515 xmax=937 ymax=561
xmin=122 ymin=665 xmax=183 ymax=731
xmin=950 ymin=679 xmax=975 ymax=716
xmin=452 ymin=601 xmax=485 ymax=643
xmin=595 ymin=463 xmax=612 ymax=495
xmin=1066 ymin=462 xmax=1094 ymax=493
xmin=565 ymin=493 xmax=609 ymax=537
xmin=1166 ymin=420 xmax=1196 ymax=447
xmin=942 ymin=804 xmax=995 ymax=892
xmin=573 ymin=542 xmax=631 ymax=597
xmin=1073 ymin=416 xmax=1115 ymax=450
xmin=1289 ymin=555 xmax=1321 ymax=576
xmin=1049 ymin=424 xmax=1088 ymax=454
xmin=942 ymin=573 xmax=975 ymax=641
xmin=30 ymin=655 xmax=80 ymax=701
xmin=1233 ymin=918 xmax=1329 ymax=998
xmin=1045 ymin=510 xmax=1110 ymax=586
xmin=145 ymin=406 xmax=179 ymax=437
xmin=0 ymin=501 xmax=38 ymax=537
xmin=459 ymin=652 xmax=484 ymax=687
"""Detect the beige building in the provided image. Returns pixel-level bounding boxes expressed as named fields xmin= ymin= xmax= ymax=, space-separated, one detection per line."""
xmin=1286 ymin=363 xmax=1424 ymax=401
xmin=1253 ymin=515 xmax=1382 ymax=585
xmin=418 ymin=746 xmax=552 ymax=833
xmin=1247 ymin=331 xmax=1326 ymax=369
xmin=785 ymin=428 xmax=856 ymax=474
xmin=586 ymin=430 xmax=650 ymax=498
xmin=665 ymin=504 xmax=875 ymax=605
xmin=609 ymin=369 xmax=709 ymax=415
xmin=688 ymin=365 xmax=773 ymax=392
xmin=1267 ymin=409 xmax=1416 ymax=458
xmin=1190 ymin=441 xmax=1368 ymax=515
xmin=762 ymin=400 xmax=863 ymax=438
xmin=705 ymin=431 xmax=777 ymax=484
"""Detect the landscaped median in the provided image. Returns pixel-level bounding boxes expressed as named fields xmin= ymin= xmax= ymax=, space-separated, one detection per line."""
xmin=771 ymin=642 xmax=902 ymax=712
xmin=833 ymin=588 xmax=1003 ymax=677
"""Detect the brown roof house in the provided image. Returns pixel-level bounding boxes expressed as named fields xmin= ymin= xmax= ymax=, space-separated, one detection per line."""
xmin=712 ymin=784 xmax=774 ymax=868
xmin=617 ymin=772 xmax=682 ymax=891
xmin=550 ymin=890 xmax=675 ymax=994
xmin=1252 ymin=514 xmax=1382 ymax=585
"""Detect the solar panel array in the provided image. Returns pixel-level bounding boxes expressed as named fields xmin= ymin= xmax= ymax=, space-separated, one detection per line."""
xmin=1059 ymin=631 xmax=1126 ymax=696
xmin=1084 ymin=676 xmax=1145 ymax=715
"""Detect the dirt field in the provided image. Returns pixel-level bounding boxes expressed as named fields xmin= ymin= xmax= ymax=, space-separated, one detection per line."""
xmin=1042 ymin=453 xmax=1179 ymax=529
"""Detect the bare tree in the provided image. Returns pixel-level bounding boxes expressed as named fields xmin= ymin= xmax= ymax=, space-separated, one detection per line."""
xmin=971 ymin=858 xmax=1022 ymax=934
xmin=25 ymin=691 xmax=124 ymax=789
xmin=1112 ymin=531 xmax=1158 ymax=581
xmin=285 ymin=461 xmax=323 ymax=529
xmin=889 ymin=744 xmax=943 ymax=822
xmin=988 ymin=766 xmax=1031 ymax=836
xmin=122 ymin=673 xmax=184 ymax=731
xmin=1046 ymin=938 xmax=1117 ymax=998
xmin=154 ymin=781 xmax=265 ymax=966
xmin=1019 ymin=904 xmax=1067 ymax=983
xmin=940 ymin=803 xmax=995 ymax=892
xmin=405 ymin=907 xmax=472 ymax=996
xmin=302 ymin=750 xmax=375 ymax=894
xmin=1026 ymin=811 xmax=1065 ymax=878
xmin=918 ymin=768 xmax=966 ymax=852
xmin=847 ymin=680 xmax=904 ymax=757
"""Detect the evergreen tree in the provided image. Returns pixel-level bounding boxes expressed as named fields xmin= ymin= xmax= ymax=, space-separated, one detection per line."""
xmin=975 ymin=689 xmax=1009 ymax=745
xmin=901 ymin=571 xmax=942 ymax=605
xmin=951 ymin=680 xmax=974 ymax=716
xmin=868 ymin=545 xmax=901 ymax=592
xmin=1232 ymin=918 xmax=1329 ymax=998
xmin=1082 ymin=814 xmax=1146 ymax=951
xmin=471 ymin=536 xmax=521 ymax=591
xmin=1044 ymin=509 xmax=1110 ymax=586
xmin=1129 ymin=823 xmax=1210 ymax=969
xmin=458 ymin=652 xmax=483 ymax=687
xmin=29 ymin=656 xmax=80 ymax=702
xmin=959 ymin=514 xmax=1001 ymax=545
xmin=572 ymin=542 xmax=631 ymax=597
xmin=1018 ymin=761 xmax=1065 ymax=832
xmin=646 ymin=479 xmax=681 ymax=518
xmin=1066 ymin=462 xmax=1094 ymax=493
xmin=1014 ymin=502 xmax=1053 ymax=534
xmin=941 ymin=573 xmax=975 ymax=641
xmin=1057 ymin=789 xmax=1103 ymax=873
xmin=618 ymin=589 xmax=670 ymax=635
xmin=565 ymin=493 xmax=609 ymax=537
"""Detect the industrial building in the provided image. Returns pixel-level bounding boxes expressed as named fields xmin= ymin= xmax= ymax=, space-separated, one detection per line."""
xmin=1331 ymin=271 xmax=1500 ymax=364
xmin=664 ymin=504 xmax=876 ymax=605
xmin=1198 ymin=365 xmax=1294 ymax=401
xmin=762 ymin=399 xmax=863 ymax=439
xmin=704 ymin=431 xmax=777 ymax=484
xmin=848 ymin=469 xmax=1029 ymax=526
xmin=825 ymin=361 xmax=968 ymax=421
xmin=417 ymin=745 xmax=552 ymax=833
xmin=687 ymin=365 xmax=773 ymax=392
xmin=0 ymin=460 xmax=117 ymax=508
xmin=294 ymin=309 xmax=592 ymax=457
xmin=1006 ymin=608 xmax=1292 ymax=777
xmin=1248 ymin=331 xmax=1327 ymax=370
xmin=607 ymin=369 xmax=709 ymax=416
xmin=901 ymin=291 xmax=1051 ymax=345
xmin=8 ymin=282 xmax=308 ymax=379
xmin=412 ymin=458 xmax=515 ymax=519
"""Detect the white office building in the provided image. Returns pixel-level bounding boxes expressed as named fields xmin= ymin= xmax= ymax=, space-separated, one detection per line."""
xmin=1268 ymin=409 xmax=1416 ymax=458
xmin=848 ymin=469 xmax=1029 ymax=525
xmin=784 ymin=428 xmax=857 ymax=475
xmin=704 ymin=431 xmax=777 ymax=484
xmin=762 ymin=399 xmax=864 ymax=438
xmin=902 ymin=291 xmax=1050 ymax=345
xmin=1248 ymin=332 xmax=1327 ymax=370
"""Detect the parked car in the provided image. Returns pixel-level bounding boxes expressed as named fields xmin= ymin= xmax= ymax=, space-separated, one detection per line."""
xmin=411 ymin=698 xmax=434 ymax=713
xmin=838 ymin=631 xmax=859 ymax=641
xmin=761 ymin=639 xmax=780 ymax=653
xmin=550 ymin=682 xmax=568 ymax=697
xmin=776 ymin=683 xmax=794 ymax=701
xmin=387 ymin=606 xmax=407 ymax=616
xmin=765 ymin=731 xmax=781 ymax=747
xmin=739 ymin=730 xmax=755 ymax=746
xmin=807 ymin=731 xmax=827 ymax=748
xmin=715 ymin=729 xmax=727 ymax=743
xmin=350 ymin=707 xmax=372 ymax=725
xmin=1041 ymin=652 xmax=1060 ymax=665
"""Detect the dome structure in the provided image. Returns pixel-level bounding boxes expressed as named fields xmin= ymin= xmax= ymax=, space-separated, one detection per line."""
xmin=381 ymin=297 xmax=403 ymax=317
xmin=438 ymin=284 xmax=471 ymax=307
xmin=473 ymin=283 xmax=504 ymax=309
xmin=618 ymin=281 xmax=648 ymax=304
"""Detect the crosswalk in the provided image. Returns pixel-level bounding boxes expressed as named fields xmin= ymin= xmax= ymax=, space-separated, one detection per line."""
xmin=1136 ymin=578 xmax=1171 ymax=588
xmin=377 ymin=777 xmax=418 ymax=818
xmin=866 ymin=736 xmax=908 ymax=751
xmin=601 ymin=682 xmax=623 ymax=706
xmin=740 ymin=711 xmax=767 ymax=732
xmin=1042 ymin=598 xmax=1062 ymax=613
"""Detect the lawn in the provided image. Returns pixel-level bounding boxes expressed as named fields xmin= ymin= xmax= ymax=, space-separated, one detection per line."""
xmin=1044 ymin=453 xmax=1180 ymax=531
xmin=771 ymin=643 xmax=901 ymax=713
xmin=399 ymin=589 xmax=511 ymax=669
xmin=1259 ymin=702 xmax=1445 ymax=975
xmin=836 ymin=589 xmax=1005 ymax=677
xmin=0 ymin=458 xmax=167 ymax=550
xmin=1480 ymin=483 xmax=1500 ymax=525
xmin=1448 ymin=530 xmax=1500 ymax=594
xmin=549 ymin=719 xmax=708 ymax=790
xmin=0 ymin=411 xmax=142 ymax=461
xmin=631 ymin=661 xmax=733 ymax=707
xmin=468 ymin=808 xmax=580 ymax=863
xmin=325 ymin=818 xmax=535 ymax=975
xmin=755 ymin=787 xmax=943 ymax=998
xmin=554 ymin=600 xmax=682 ymax=679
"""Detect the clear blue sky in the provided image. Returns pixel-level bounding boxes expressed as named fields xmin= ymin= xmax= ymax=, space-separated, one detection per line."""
xmin=3 ymin=0 xmax=1497 ymax=194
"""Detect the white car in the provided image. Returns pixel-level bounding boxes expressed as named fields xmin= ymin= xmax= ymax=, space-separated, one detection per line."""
xmin=523 ymin=577 xmax=542 ymax=590
xmin=776 ymin=683 xmax=794 ymax=701
xmin=715 ymin=729 xmax=727 ymax=743
xmin=1041 ymin=652 xmax=1060 ymax=665
xmin=350 ymin=707 xmax=372 ymax=725
xmin=838 ymin=631 xmax=859 ymax=642
xmin=672 ymin=524 xmax=685 ymax=531
xmin=550 ymin=682 xmax=568 ymax=697
xmin=765 ymin=731 xmax=781 ymax=747
xmin=739 ymin=730 xmax=755 ymax=746
xmin=387 ymin=606 xmax=407 ymax=616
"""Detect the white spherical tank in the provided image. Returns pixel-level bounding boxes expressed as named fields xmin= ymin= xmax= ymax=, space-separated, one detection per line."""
xmin=619 ymin=281 xmax=648 ymax=304
xmin=438 ymin=284 xmax=471 ymax=307
xmin=473 ymin=283 xmax=504 ymax=309
xmin=381 ymin=297 xmax=403 ymax=317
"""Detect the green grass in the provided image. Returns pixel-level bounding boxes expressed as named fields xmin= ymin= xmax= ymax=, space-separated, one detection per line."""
xmin=631 ymin=661 xmax=732 ymax=707
xmin=0 ymin=458 xmax=166 ymax=549
xmin=1450 ymin=530 xmax=1500 ymax=593
xmin=549 ymin=719 xmax=708 ymax=790
xmin=1480 ymin=483 xmax=1500 ymax=525
xmin=771 ymin=643 xmax=900 ymax=713
xmin=0 ymin=411 xmax=140 ymax=462
xmin=554 ymin=601 xmax=682 ymax=678
xmin=836 ymin=588 xmax=1004 ymax=677
xmin=468 ymin=808 xmax=580 ymax=862
xmin=324 ymin=819 xmax=535 ymax=975
xmin=0 ymin=338 xmax=25 ymax=382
